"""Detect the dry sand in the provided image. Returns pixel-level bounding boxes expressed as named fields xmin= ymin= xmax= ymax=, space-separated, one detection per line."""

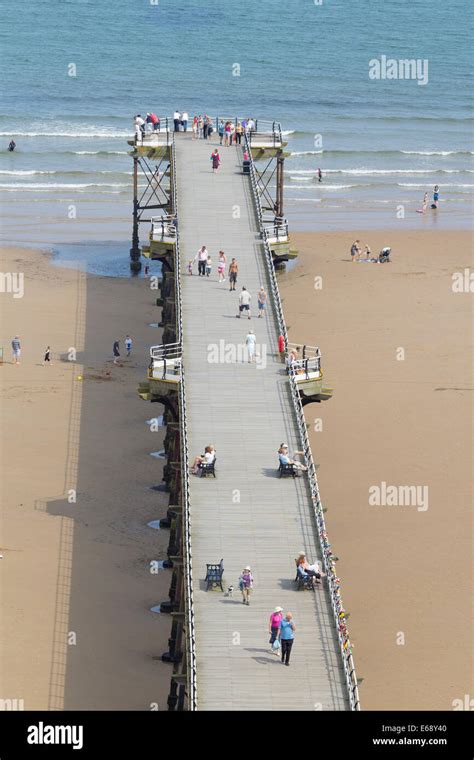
xmin=0 ymin=247 xmax=172 ymax=710
xmin=280 ymin=230 xmax=473 ymax=710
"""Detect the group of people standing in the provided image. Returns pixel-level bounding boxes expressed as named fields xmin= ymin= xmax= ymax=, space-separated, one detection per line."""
xmin=112 ymin=335 xmax=133 ymax=365
xmin=9 ymin=336 xmax=51 ymax=365
xmin=237 ymin=570 xmax=296 ymax=665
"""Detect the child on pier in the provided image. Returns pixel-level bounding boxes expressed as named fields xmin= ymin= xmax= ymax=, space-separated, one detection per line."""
xmin=205 ymin=255 xmax=212 ymax=277
xmin=187 ymin=260 xmax=194 ymax=275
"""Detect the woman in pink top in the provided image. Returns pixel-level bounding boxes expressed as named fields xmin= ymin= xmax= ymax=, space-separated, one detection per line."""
xmin=217 ymin=250 xmax=226 ymax=282
xmin=269 ymin=606 xmax=284 ymax=653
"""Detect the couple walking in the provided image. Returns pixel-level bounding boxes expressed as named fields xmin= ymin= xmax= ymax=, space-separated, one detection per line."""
xmin=269 ymin=608 xmax=296 ymax=666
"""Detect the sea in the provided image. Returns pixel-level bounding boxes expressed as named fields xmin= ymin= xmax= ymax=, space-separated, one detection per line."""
xmin=0 ymin=0 xmax=472 ymax=275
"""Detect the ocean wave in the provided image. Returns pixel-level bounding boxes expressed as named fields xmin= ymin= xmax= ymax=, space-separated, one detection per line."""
xmin=0 ymin=131 xmax=131 ymax=138
xmin=281 ymin=130 xmax=295 ymax=136
xmin=0 ymin=182 xmax=130 ymax=189
xmin=398 ymin=183 xmax=474 ymax=188
xmin=289 ymin=149 xmax=474 ymax=157
xmin=286 ymin=168 xmax=473 ymax=176
xmin=290 ymin=150 xmax=323 ymax=156
xmin=74 ymin=150 xmax=129 ymax=155
xmin=0 ymin=170 xmax=56 ymax=175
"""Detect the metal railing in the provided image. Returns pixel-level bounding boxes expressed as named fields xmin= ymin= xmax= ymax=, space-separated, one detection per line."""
xmin=150 ymin=214 xmax=177 ymax=240
xmin=148 ymin=131 xmax=197 ymax=709
xmin=244 ymin=131 xmax=361 ymax=711
xmin=263 ymin=218 xmax=289 ymax=243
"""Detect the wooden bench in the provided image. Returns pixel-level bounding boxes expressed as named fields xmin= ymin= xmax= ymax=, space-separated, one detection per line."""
xmin=205 ymin=559 xmax=224 ymax=591
xmin=279 ymin=462 xmax=296 ymax=478
xmin=295 ymin=560 xmax=316 ymax=591
xmin=200 ymin=458 xmax=216 ymax=478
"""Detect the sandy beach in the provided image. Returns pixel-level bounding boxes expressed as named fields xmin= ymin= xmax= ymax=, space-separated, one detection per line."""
xmin=280 ymin=230 xmax=473 ymax=710
xmin=0 ymin=247 xmax=172 ymax=710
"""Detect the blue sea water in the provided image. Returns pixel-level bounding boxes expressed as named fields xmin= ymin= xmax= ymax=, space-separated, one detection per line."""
xmin=0 ymin=0 xmax=472 ymax=273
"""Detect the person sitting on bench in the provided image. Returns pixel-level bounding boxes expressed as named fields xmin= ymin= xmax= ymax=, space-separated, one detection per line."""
xmin=296 ymin=552 xmax=326 ymax=585
xmin=278 ymin=443 xmax=307 ymax=472
xmin=191 ymin=445 xmax=215 ymax=475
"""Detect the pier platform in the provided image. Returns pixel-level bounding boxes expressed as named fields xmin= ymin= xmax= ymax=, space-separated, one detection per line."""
xmin=174 ymin=134 xmax=350 ymax=710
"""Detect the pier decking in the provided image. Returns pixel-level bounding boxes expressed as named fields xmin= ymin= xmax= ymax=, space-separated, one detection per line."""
xmin=175 ymin=135 xmax=349 ymax=710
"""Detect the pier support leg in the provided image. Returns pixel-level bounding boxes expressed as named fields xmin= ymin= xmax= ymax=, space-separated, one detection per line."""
xmin=130 ymin=155 xmax=141 ymax=272
xmin=276 ymin=154 xmax=285 ymax=219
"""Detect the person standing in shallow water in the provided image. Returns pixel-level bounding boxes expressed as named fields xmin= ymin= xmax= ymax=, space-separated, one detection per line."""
xmin=278 ymin=612 xmax=296 ymax=666
xmin=113 ymin=339 xmax=120 ymax=364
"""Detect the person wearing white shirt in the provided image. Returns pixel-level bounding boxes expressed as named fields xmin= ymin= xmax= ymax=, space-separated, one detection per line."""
xmin=246 ymin=330 xmax=256 ymax=363
xmin=173 ymin=110 xmax=181 ymax=132
xmin=181 ymin=112 xmax=189 ymax=132
xmin=237 ymin=286 xmax=252 ymax=319
xmin=194 ymin=245 xmax=208 ymax=276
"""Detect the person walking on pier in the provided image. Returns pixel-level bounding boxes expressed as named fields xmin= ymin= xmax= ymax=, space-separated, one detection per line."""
xmin=245 ymin=329 xmax=256 ymax=362
xmin=125 ymin=335 xmax=132 ymax=357
xmin=257 ymin=286 xmax=267 ymax=318
xmin=217 ymin=250 xmax=226 ymax=282
xmin=205 ymin=255 xmax=212 ymax=277
xmin=192 ymin=116 xmax=198 ymax=139
xmin=113 ymin=339 xmax=120 ymax=365
xmin=269 ymin=607 xmax=284 ymax=654
xmin=229 ymin=258 xmax=239 ymax=291
xmin=239 ymin=566 xmax=254 ymax=605
xmin=218 ymin=120 xmax=225 ymax=145
xmin=11 ymin=335 xmax=21 ymax=364
xmin=237 ymin=286 xmax=251 ymax=319
xmin=173 ymin=110 xmax=181 ymax=132
xmin=235 ymin=122 xmax=244 ymax=145
xmin=211 ymin=148 xmax=220 ymax=173
xmin=196 ymin=245 xmax=208 ymax=277
xmin=198 ymin=115 xmax=204 ymax=139
xmin=181 ymin=111 xmax=189 ymax=132
xmin=134 ymin=115 xmax=145 ymax=142
xmin=278 ymin=612 xmax=296 ymax=666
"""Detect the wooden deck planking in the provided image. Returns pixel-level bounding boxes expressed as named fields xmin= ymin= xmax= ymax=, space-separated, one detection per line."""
xmin=175 ymin=135 xmax=349 ymax=711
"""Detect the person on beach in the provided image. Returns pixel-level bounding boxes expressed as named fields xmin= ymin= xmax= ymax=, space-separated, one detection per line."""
xmin=246 ymin=330 xmax=256 ymax=363
xmin=238 ymin=566 xmax=254 ymax=605
xmin=173 ymin=110 xmax=181 ymax=132
xmin=8 ymin=140 xmax=16 ymax=152
xmin=113 ymin=339 xmax=120 ymax=365
xmin=296 ymin=552 xmax=326 ymax=587
xmin=422 ymin=192 xmax=428 ymax=213
xmin=317 ymin=168 xmax=323 ymax=183
xmin=257 ymin=286 xmax=267 ymax=318
xmin=205 ymin=255 xmax=212 ymax=277
xmin=42 ymin=346 xmax=51 ymax=365
xmin=278 ymin=612 xmax=296 ymax=666
xmin=237 ymin=286 xmax=251 ymax=319
xmin=217 ymin=251 xmax=226 ymax=282
xmin=181 ymin=112 xmax=189 ymax=132
xmin=195 ymin=245 xmax=208 ymax=277
xmin=269 ymin=607 xmax=284 ymax=654
xmin=191 ymin=445 xmax=216 ymax=475
xmin=125 ymin=335 xmax=132 ymax=357
xmin=432 ymin=185 xmax=440 ymax=209
xmin=364 ymin=244 xmax=372 ymax=259
xmin=11 ymin=336 xmax=20 ymax=364
xmin=211 ymin=148 xmax=220 ymax=173
xmin=350 ymin=240 xmax=362 ymax=262
xmin=228 ymin=258 xmax=238 ymax=291
xmin=278 ymin=443 xmax=307 ymax=473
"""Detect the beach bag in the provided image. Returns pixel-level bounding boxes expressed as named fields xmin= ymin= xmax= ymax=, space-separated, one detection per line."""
xmin=272 ymin=639 xmax=281 ymax=651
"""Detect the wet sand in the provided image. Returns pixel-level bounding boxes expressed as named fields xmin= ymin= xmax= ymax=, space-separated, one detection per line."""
xmin=280 ymin=230 xmax=473 ymax=710
xmin=0 ymin=247 xmax=172 ymax=710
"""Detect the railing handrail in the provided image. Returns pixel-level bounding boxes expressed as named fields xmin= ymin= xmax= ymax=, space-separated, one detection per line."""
xmin=169 ymin=131 xmax=197 ymax=710
xmin=244 ymin=130 xmax=360 ymax=712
